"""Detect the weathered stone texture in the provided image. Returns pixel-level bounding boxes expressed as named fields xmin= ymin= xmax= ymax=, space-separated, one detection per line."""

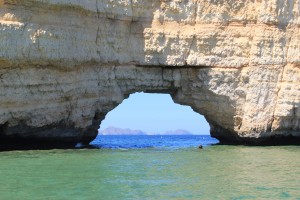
xmin=0 ymin=0 xmax=299 ymax=145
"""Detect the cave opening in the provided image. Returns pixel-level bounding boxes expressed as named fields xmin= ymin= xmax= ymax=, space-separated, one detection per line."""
xmin=90 ymin=92 xmax=218 ymax=148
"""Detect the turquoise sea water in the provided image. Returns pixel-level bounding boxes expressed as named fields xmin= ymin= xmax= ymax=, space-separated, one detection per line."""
xmin=0 ymin=135 xmax=299 ymax=200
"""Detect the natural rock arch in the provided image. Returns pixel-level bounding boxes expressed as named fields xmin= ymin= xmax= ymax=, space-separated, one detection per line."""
xmin=86 ymin=65 xmax=300 ymax=145
xmin=0 ymin=0 xmax=299 ymax=148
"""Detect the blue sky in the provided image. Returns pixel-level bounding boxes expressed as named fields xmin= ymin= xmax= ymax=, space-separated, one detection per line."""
xmin=99 ymin=92 xmax=210 ymax=135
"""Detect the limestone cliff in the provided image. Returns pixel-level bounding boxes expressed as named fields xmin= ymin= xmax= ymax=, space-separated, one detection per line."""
xmin=0 ymin=0 xmax=299 ymax=147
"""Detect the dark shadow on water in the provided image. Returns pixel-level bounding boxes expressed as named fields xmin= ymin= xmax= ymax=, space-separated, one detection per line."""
xmin=0 ymin=138 xmax=78 ymax=152
xmin=215 ymin=135 xmax=300 ymax=146
xmin=1 ymin=135 xmax=299 ymax=152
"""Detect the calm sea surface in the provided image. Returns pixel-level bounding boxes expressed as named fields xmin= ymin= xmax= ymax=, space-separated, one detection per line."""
xmin=0 ymin=135 xmax=299 ymax=200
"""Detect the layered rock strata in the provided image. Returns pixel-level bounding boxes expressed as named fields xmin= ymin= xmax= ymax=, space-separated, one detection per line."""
xmin=0 ymin=0 xmax=299 ymax=147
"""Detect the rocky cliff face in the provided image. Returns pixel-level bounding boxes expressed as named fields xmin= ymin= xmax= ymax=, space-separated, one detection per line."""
xmin=0 ymin=0 xmax=299 ymax=147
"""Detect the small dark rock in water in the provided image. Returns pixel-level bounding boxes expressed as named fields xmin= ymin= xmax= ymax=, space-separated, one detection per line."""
xmin=198 ymin=145 xmax=203 ymax=149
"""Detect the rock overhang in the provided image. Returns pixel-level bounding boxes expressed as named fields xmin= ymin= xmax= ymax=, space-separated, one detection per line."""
xmin=0 ymin=0 xmax=299 ymax=148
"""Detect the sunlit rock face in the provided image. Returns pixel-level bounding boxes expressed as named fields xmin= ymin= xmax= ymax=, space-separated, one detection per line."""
xmin=0 ymin=0 xmax=299 ymax=146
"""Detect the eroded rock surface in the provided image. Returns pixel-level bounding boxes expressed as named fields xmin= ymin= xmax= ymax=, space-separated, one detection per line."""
xmin=0 ymin=0 xmax=299 ymax=146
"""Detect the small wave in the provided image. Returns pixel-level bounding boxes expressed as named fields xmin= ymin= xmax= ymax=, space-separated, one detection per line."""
xmin=90 ymin=135 xmax=219 ymax=149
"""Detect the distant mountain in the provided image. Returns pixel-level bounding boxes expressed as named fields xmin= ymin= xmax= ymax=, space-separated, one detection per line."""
xmin=162 ymin=129 xmax=193 ymax=135
xmin=99 ymin=126 xmax=147 ymax=135
xmin=99 ymin=127 xmax=193 ymax=135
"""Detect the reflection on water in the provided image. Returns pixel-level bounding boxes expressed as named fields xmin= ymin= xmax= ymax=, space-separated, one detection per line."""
xmin=0 ymin=139 xmax=299 ymax=199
